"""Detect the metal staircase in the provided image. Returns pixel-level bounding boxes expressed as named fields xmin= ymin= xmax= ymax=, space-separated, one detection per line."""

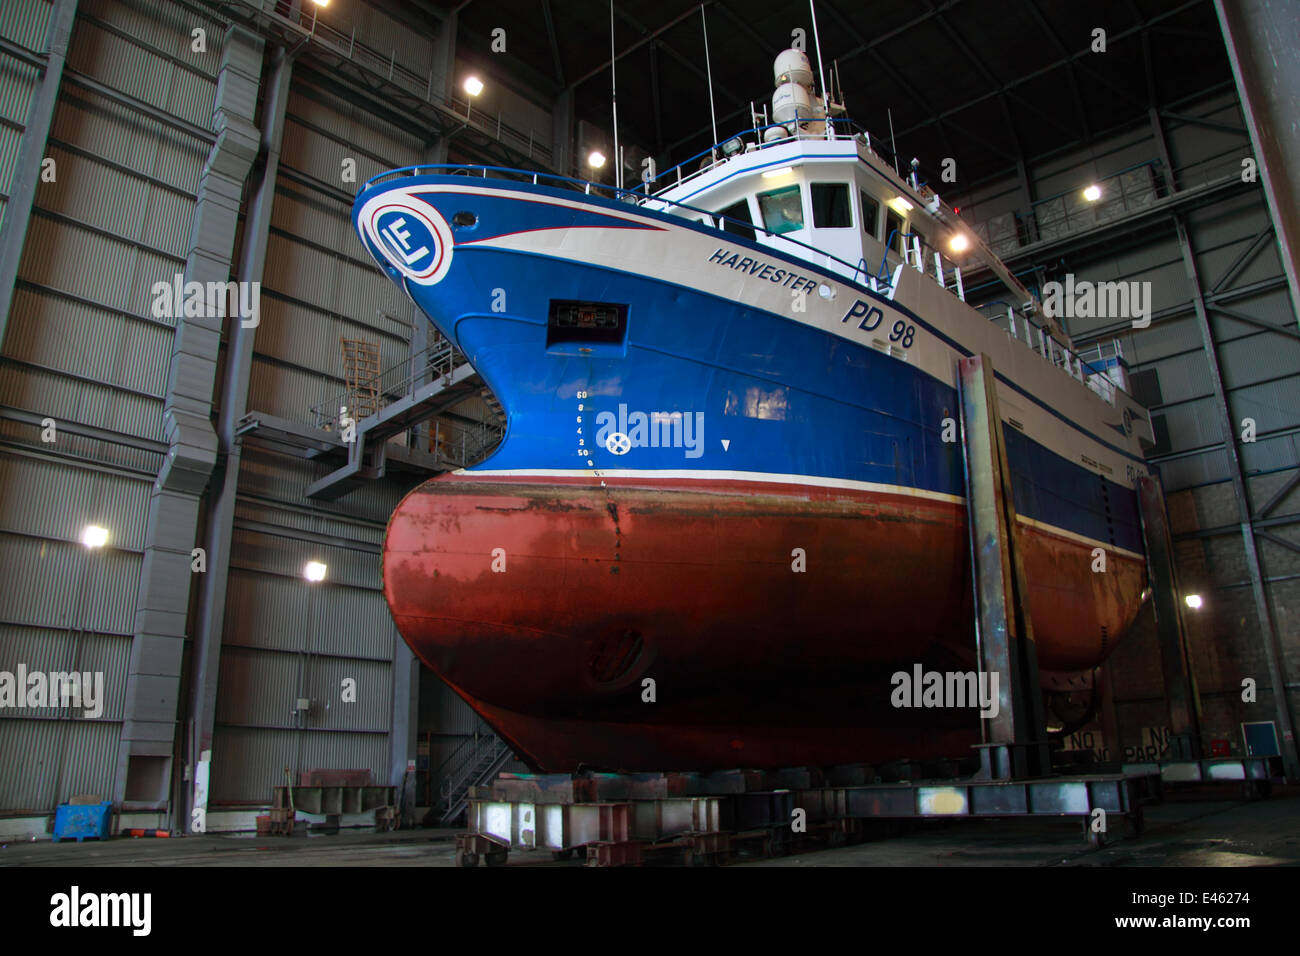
xmin=435 ymin=731 xmax=514 ymax=827
xmin=480 ymin=387 xmax=506 ymax=428
xmin=303 ymin=338 xmax=489 ymax=500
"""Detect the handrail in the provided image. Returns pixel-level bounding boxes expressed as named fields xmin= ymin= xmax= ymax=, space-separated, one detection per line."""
xmin=361 ymin=163 xmax=1125 ymax=407
xmin=310 ymin=335 xmax=466 ymax=432
xmin=361 ymin=163 xmax=895 ymax=294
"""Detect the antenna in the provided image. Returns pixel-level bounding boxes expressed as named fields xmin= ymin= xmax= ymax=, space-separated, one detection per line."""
xmin=610 ymin=0 xmax=621 ymax=190
xmin=701 ymin=4 xmax=719 ymax=157
xmin=888 ymin=107 xmax=899 ymax=175
xmin=808 ymin=0 xmax=830 ymax=139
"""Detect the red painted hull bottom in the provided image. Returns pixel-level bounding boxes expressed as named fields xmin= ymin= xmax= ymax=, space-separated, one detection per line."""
xmin=383 ymin=473 xmax=1146 ymax=772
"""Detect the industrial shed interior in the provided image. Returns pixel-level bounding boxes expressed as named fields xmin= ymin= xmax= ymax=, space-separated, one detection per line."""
xmin=0 ymin=0 xmax=1297 ymax=869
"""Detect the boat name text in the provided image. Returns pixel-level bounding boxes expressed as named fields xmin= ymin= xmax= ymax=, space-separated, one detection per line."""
xmin=708 ymin=247 xmax=819 ymax=293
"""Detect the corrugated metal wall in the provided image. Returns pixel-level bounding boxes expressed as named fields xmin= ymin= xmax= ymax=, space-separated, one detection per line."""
xmin=0 ymin=0 xmax=499 ymax=816
xmin=0 ymin=0 xmax=220 ymax=813
xmin=204 ymin=56 xmax=433 ymax=804
xmin=963 ymin=87 xmax=1299 ymax=760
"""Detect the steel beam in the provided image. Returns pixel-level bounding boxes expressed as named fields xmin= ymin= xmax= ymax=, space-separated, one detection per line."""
xmin=1174 ymin=215 xmax=1299 ymax=777
xmin=1215 ymin=0 xmax=1300 ymax=331
xmin=185 ymin=38 xmax=289 ymax=834
xmin=958 ymin=354 xmax=1050 ymax=779
xmin=0 ymin=0 xmax=77 ymax=350
xmin=1136 ymin=477 xmax=1202 ymax=757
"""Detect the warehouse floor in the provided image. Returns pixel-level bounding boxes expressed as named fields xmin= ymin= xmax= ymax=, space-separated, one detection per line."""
xmin=3 ymin=791 xmax=1296 ymax=867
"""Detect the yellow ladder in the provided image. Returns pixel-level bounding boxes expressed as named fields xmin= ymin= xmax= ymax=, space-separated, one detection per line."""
xmin=340 ymin=337 xmax=381 ymax=420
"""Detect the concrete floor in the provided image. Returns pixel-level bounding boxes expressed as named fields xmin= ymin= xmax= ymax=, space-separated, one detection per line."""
xmin=3 ymin=790 xmax=1296 ymax=867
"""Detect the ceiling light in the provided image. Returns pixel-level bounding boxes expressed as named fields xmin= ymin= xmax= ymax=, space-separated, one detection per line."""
xmin=81 ymin=525 xmax=109 ymax=549
xmin=1184 ymin=593 xmax=1203 ymax=609
xmin=587 ymin=150 xmax=606 ymax=168
xmin=309 ymin=0 xmax=329 ymax=6
xmin=304 ymin=561 xmax=328 ymax=582
xmin=949 ymin=234 xmax=969 ymax=253
xmin=1083 ymin=184 xmax=1102 ymax=202
xmin=761 ymin=166 xmax=794 ymax=179
xmin=463 ymin=76 xmax=484 ymax=97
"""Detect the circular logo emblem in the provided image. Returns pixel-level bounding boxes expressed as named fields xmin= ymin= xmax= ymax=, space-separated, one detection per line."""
xmin=357 ymin=190 xmax=454 ymax=286
xmin=605 ymin=432 xmax=632 ymax=455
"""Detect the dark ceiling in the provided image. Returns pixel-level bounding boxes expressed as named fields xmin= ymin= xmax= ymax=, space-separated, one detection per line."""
xmin=442 ymin=0 xmax=1233 ymax=202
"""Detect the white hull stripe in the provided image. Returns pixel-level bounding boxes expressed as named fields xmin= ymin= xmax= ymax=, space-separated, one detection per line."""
xmin=450 ymin=466 xmax=1143 ymax=559
xmin=454 ymin=466 xmax=965 ymax=504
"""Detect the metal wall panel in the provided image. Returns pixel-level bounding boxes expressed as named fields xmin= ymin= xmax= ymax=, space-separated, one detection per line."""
xmin=5 ymin=288 xmax=172 ymax=398
xmin=0 ymin=60 xmax=38 ymax=128
xmin=67 ymin=19 xmax=216 ymax=128
xmin=234 ymin=499 xmax=384 ymax=548
xmin=0 ymin=627 xmax=131 ymax=722
xmin=233 ymin=447 xmax=407 ymax=524
xmin=228 ymin=526 xmax=380 ymax=591
xmin=0 ymin=717 xmax=122 ymax=811
xmin=209 ymin=726 xmax=390 ymax=804
xmin=252 ymin=295 xmax=409 ymax=396
xmin=1 ymin=371 xmax=167 ymax=446
xmin=51 ymin=87 xmax=208 ymax=195
xmin=0 ymin=535 xmax=139 ymax=634
xmin=86 ymin=0 xmax=224 ymax=75
xmin=0 ymin=452 xmax=150 ymax=548
xmin=1158 ymin=450 xmax=1231 ymax=490
xmin=0 ymin=0 xmax=52 ymax=51
xmin=20 ymin=215 xmax=183 ymax=316
xmin=223 ymin=569 xmax=395 ymax=662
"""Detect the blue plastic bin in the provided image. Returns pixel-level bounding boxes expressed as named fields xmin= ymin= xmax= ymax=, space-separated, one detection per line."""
xmin=52 ymin=801 xmax=112 ymax=842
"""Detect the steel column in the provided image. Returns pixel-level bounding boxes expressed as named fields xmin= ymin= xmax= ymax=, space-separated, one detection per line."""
xmin=1214 ymin=0 xmax=1300 ymax=331
xmin=1174 ymin=215 xmax=1299 ymax=778
xmin=0 ymin=0 xmax=77 ymax=350
xmin=958 ymin=354 xmax=1050 ymax=779
xmin=1136 ymin=476 xmax=1202 ymax=757
xmin=185 ymin=40 xmax=290 ymax=832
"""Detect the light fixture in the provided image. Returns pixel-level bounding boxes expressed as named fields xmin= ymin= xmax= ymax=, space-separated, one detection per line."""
xmin=463 ymin=76 xmax=484 ymax=97
xmin=81 ymin=525 xmax=108 ymax=549
xmin=888 ymin=196 xmax=913 ymax=213
xmin=1083 ymin=184 xmax=1102 ymax=202
xmin=1184 ymin=593 xmax=1203 ymax=609
xmin=309 ymin=0 xmax=329 ymax=6
xmin=761 ymin=166 xmax=794 ymax=179
xmin=304 ymin=561 xmax=328 ymax=583
xmin=949 ymin=233 xmax=969 ymax=253
xmin=587 ymin=150 xmax=606 ymax=168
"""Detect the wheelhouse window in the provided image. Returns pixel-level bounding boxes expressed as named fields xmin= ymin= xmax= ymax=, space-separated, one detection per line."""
xmin=757 ymin=185 xmax=805 ymax=235
xmin=811 ymin=183 xmax=852 ymax=228
xmin=717 ymin=199 xmax=756 ymax=240
xmin=860 ymin=190 xmax=881 ymax=240
xmin=885 ymin=208 xmax=906 ymax=255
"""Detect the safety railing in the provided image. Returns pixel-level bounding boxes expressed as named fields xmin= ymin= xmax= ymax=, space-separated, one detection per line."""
xmin=643 ymin=116 xmax=902 ymax=200
xmin=233 ymin=0 xmax=550 ymax=164
xmin=309 ymin=335 xmax=466 ymax=432
xmin=436 ymin=730 xmax=512 ymax=824
xmin=427 ymin=416 xmax=505 ymax=470
xmin=978 ymin=302 xmax=1126 ymax=406
xmin=362 ymin=163 xmax=898 ymax=294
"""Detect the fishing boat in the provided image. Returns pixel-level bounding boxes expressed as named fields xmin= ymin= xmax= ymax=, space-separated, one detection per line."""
xmin=354 ymin=48 xmax=1154 ymax=772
